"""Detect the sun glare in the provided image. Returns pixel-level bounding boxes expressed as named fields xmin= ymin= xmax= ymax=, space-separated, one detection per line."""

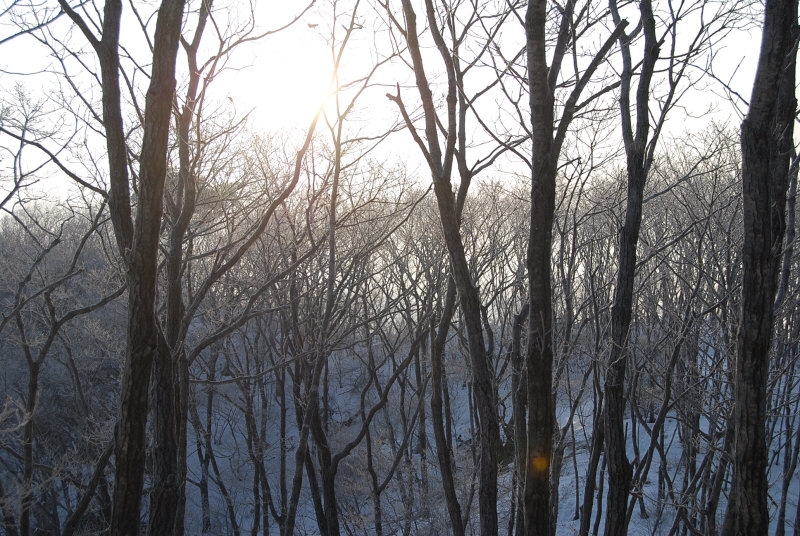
xmin=241 ymin=33 xmax=335 ymax=131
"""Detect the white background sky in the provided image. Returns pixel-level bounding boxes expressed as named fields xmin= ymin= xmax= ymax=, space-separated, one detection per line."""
xmin=0 ymin=0 xmax=768 ymax=198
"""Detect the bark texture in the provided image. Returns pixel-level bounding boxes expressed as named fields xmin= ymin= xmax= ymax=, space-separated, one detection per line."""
xmin=150 ymin=4 xmax=210 ymax=533
xmin=723 ymin=0 xmax=798 ymax=533
xmin=523 ymin=1 xmax=625 ymax=532
xmin=524 ymin=1 xmax=557 ymax=532
xmin=109 ymin=1 xmax=187 ymax=534
xmin=603 ymin=0 xmax=658 ymax=532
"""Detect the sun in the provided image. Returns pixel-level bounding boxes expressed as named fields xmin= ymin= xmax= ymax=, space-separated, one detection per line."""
xmin=240 ymin=30 xmax=335 ymax=131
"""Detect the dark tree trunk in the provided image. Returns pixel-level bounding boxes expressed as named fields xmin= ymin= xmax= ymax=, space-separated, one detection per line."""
xmin=149 ymin=339 xmax=180 ymax=536
xmin=414 ymin=333 xmax=429 ymax=506
xmin=723 ymin=0 xmax=798 ymax=532
xmin=603 ymin=0 xmax=658 ymax=532
xmin=283 ymin=350 xmax=327 ymax=536
xmin=432 ymin=179 xmax=501 ymax=536
xmin=578 ymin=408 xmax=604 ymax=536
xmin=150 ymin=4 xmax=210 ymax=531
xmin=429 ymin=289 xmax=465 ymax=536
xmin=392 ymin=2 xmax=501 ymax=533
xmin=511 ymin=303 xmax=529 ymax=536
xmin=310 ymin=402 xmax=341 ymax=536
xmin=523 ymin=1 xmax=559 ymax=531
xmin=365 ymin=419 xmax=383 ymax=536
xmin=523 ymin=2 xmax=625 ymax=531
xmin=57 ymin=0 xmax=185 ymax=532
xmin=62 ymin=443 xmax=114 ymax=536
xmin=109 ymin=2 xmax=187 ymax=534
xmin=20 ymin=360 xmax=39 ymax=536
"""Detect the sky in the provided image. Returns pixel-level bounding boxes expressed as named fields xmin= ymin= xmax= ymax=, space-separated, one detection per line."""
xmin=0 ymin=0 xmax=769 ymax=201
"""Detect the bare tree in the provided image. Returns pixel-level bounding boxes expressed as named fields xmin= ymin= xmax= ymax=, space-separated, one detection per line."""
xmin=723 ymin=0 xmax=798 ymax=532
xmin=0 ymin=200 xmax=123 ymax=535
xmin=520 ymin=0 xmax=624 ymax=531
xmin=597 ymin=0 xmax=743 ymax=529
xmin=383 ymin=1 xmax=520 ymax=531
xmin=53 ymin=2 xmax=187 ymax=533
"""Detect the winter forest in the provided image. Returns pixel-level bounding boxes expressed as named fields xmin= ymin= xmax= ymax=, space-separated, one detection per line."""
xmin=0 ymin=0 xmax=798 ymax=534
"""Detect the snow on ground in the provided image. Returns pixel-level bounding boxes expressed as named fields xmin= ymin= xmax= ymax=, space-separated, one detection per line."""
xmin=180 ymin=347 xmax=799 ymax=535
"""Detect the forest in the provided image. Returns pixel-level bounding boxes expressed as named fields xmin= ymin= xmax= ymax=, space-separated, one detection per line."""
xmin=0 ymin=0 xmax=798 ymax=535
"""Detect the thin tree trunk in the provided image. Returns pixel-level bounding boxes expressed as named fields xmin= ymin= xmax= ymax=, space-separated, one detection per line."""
xmin=391 ymin=4 xmax=501 ymax=532
xmin=311 ymin=404 xmax=340 ymax=536
xmin=20 ymin=360 xmax=39 ymax=536
xmin=776 ymin=382 xmax=800 ymax=536
xmin=62 ymin=443 xmax=114 ymax=536
xmin=603 ymin=0 xmax=659 ymax=530
xmin=578 ymin=407 xmax=604 ymax=536
xmin=512 ymin=303 xmax=529 ymax=535
xmin=414 ymin=337 xmax=429 ymax=510
xmin=429 ymin=287 xmax=465 ymax=536
xmin=366 ymin=419 xmax=383 ymax=536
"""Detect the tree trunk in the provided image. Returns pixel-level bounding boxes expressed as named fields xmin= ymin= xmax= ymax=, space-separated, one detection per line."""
xmin=430 ymin=178 xmax=501 ymax=536
xmin=311 ymin=401 xmax=341 ymax=536
xmin=723 ymin=0 xmax=798 ymax=532
xmin=414 ymin=335 xmax=429 ymax=509
xmin=603 ymin=0 xmax=658 ymax=531
xmin=578 ymin=407 xmax=604 ymax=536
xmin=512 ymin=304 xmax=529 ymax=535
xmin=149 ymin=340 xmax=180 ymax=536
xmin=523 ymin=2 xmax=625 ymax=532
xmin=150 ymin=4 xmax=209 ymax=530
xmin=110 ymin=2 xmax=187 ymax=534
xmin=391 ymin=3 xmax=501 ymax=534
xmin=429 ymin=289 xmax=465 ymax=536
xmin=524 ymin=1 xmax=558 ymax=532
xmin=20 ymin=360 xmax=39 ymax=536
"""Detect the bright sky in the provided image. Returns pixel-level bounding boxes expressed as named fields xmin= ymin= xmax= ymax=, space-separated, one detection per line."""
xmin=0 ymin=0 xmax=770 ymax=200
xmin=236 ymin=22 xmax=334 ymax=129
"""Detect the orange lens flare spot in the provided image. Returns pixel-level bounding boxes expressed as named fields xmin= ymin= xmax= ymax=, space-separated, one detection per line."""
xmin=531 ymin=455 xmax=549 ymax=472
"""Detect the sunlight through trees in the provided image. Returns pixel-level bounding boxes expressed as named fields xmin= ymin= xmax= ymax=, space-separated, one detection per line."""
xmin=0 ymin=0 xmax=798 ymax=535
